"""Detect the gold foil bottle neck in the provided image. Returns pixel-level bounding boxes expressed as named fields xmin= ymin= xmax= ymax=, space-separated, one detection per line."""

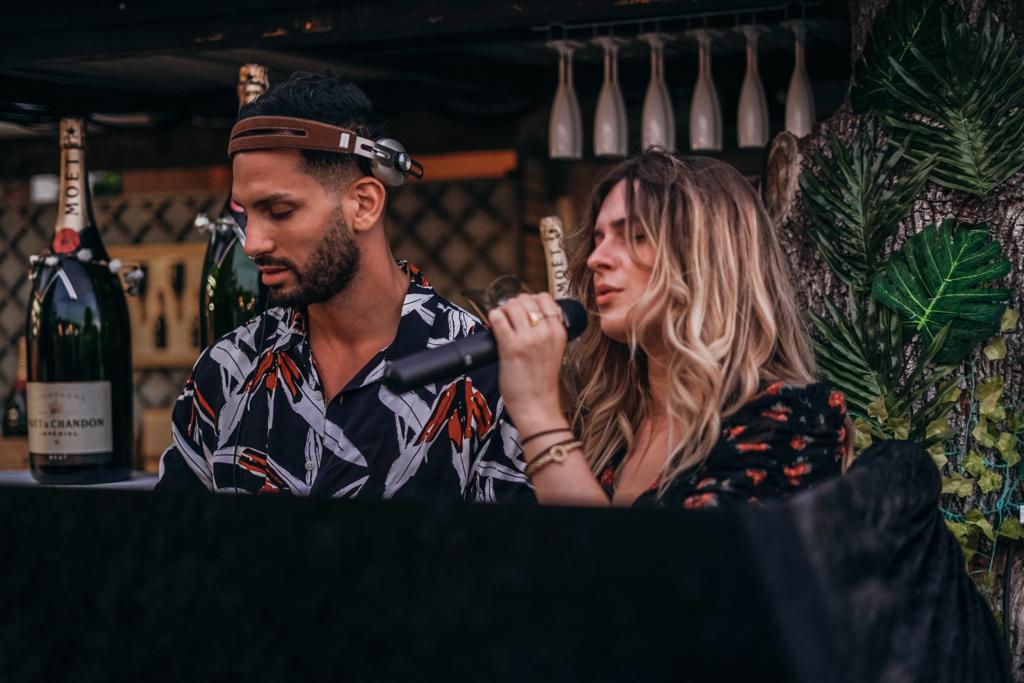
xmin=59 ymin=117 xmax=85 ymax=150
xmin=16 ymin=337 xmax=26 ymax=383
xmin=237 ymin=64 xmax=270 ymax=108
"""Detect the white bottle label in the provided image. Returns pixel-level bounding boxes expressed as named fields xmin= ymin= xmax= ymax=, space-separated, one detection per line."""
xmin=27 ymin=381 xmax=113 ymax=455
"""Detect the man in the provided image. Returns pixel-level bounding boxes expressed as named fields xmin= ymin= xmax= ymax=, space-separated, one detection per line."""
xmin=157 ymin=71 xmax=532 ymax=502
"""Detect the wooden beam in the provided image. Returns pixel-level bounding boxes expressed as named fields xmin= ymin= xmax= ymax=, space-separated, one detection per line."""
xmin=413 ymin=149 xmax=517 ymax=183
xmin=113 ymin=149 xmax=518 ymax=193
xmin=120 ymin=166 xmax=231 ymax=194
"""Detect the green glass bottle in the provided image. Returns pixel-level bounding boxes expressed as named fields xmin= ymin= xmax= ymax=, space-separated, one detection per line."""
xmin=2 ymin=337 xmax=28 ymax=437
xmin=26 ymin=117 xmax=134 ymax=484
xmin=198 ymin=63 xmax=269 ymax=349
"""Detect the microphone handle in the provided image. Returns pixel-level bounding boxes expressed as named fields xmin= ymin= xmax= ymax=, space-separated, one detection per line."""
xmin=384 ymin=331 xmax=496 ymax=392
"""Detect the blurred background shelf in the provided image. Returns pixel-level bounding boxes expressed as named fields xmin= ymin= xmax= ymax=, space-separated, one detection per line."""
xmin=0 ymin=436 xmax=27 ymax=471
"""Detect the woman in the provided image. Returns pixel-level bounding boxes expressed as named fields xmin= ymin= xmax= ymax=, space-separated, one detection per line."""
xmin=489 ymin=151 xmax=849 ymax=507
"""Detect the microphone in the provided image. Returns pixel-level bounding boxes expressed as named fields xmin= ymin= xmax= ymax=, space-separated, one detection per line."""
xmin=383 ymin=299 xmax=587 ymax=392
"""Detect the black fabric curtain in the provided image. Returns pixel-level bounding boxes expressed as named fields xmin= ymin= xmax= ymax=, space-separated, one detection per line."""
xmin=0 ymin=440 xmax=1007 ymax=682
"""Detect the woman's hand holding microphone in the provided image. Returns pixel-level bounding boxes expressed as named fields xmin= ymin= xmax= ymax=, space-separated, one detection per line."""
xmin=487 ymin=293 xmax=567 ymax=432
xmin=489 ymin=293 xmax=609 ymax=505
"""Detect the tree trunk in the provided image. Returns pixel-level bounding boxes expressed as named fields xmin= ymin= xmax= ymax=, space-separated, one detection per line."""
xmin=770 ymin=0 xmax=1024 ymax=676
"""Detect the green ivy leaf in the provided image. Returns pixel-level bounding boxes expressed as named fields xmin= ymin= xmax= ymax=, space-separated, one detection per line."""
xmin=853 ymin=417 xmax=874 ymax=452
xmin=1002 ymin=308 xmax=1020 ymax=332
xmin=946 ymin=520 xmax=979 ymax=563
xmin=867 ymin=396 xmax=890 ymax=422
xmin=986 ymin=406 xmax=1007 ymax=422
xmin=1009 ymin=410 xmax=1024 ymax=433
xmin=871 ymin=220 xmax=1011 ymax=364
xmin=946 ymin=519 xmax=971 ymax=542
xmin=976 ymin=376 xmax=1004 ymax=401
xmin=977 ymin=377 xmax=1006 ymax=421
xmin=999 ymin=517 xmax=1024 ymax=540
xmin=966 ymin=508 xmax=996 ymax=541
xmin=928 ymin=442 xmax=948 ymax=468
xmin=964 ymin=450 xmax=987 ymax=477
xmin=890 ymin=417 xmax=910 ymax=441
xmin=996 ymin=432 xmax=1021 ymax=467
xmin=973 ymin=418 xmax=997 ymax=448
xmin=978 ymin=469 xmax=1004 ymax=494
xmin=942 ymin=473 xmax=975 ymax=497
xmin=983 ymin=336 xmax=1006 ymax=360
xmin=1005 ymin=450 xmax=1021 ymax=468
xmin=927 ymin=417 xmax=953 ymax=441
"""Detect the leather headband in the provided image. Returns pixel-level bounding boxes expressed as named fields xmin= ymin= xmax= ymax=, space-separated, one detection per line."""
xmin=228 ymin=115 xmax=371 ymax=157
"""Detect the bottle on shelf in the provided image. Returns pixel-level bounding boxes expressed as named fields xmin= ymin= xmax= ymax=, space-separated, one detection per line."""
xmin=154 ymin=292 xmax=168 ymax=349
xmin=2 ymin=337 xmax=28 ymax=437
xmin=26 ymin=116 xmax=134 ymax=484
xmin=198 ymin=63 xmax=269 ymax=350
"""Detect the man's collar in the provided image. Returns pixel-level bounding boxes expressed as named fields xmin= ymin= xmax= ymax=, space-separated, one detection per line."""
xmin=260 ymin=261 xmax=442 ymax=381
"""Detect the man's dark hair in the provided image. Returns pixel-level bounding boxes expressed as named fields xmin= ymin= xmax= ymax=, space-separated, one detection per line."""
xmin=238 ymin=70 xmax=385 ymax=186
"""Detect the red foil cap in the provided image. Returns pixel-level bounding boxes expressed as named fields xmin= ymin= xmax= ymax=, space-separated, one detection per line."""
xmin=52 ymin=228 xmax=81 ymax=254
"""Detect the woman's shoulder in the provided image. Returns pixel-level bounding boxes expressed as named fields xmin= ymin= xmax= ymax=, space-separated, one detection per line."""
xmin=720 ymin=379 xmax=848 ymax=465
xmin=659 ymin=380 xmax=849 ymax=510
xmin=725 ymin=380 xmax=848 ymax=432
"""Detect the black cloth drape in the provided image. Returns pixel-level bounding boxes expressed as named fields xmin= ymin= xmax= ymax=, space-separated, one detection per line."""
xmin=0 ymin=440 xmax=1008 ymax=681
xmin=748 ymin=439 xmax=1010 ymax=682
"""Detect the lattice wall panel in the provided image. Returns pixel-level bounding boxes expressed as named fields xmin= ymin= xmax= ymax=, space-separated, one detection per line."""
xmin=0 ymin=177 xmax=519 ymax=410
xmin=387 ymin=178 xmax=519 ymax=308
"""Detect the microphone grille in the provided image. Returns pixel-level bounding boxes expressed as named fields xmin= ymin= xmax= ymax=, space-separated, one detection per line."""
xmin=557 ymin=299 xmax=588 ymax=340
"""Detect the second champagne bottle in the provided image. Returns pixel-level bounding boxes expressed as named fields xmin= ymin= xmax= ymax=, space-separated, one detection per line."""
xmin=198 ymin=64 xmax=270 ymax=349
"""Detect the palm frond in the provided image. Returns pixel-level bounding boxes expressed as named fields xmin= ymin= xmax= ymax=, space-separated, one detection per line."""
xmin=884 ymin=11 xmax=1024 ymax=198
xmin=812 ymin=296 xmax=960 ymax=440
xmin=809 ymin=293 xmax=893 ymax=414
xmin=888 ymin=322 xmax=955 ymax=418
xmin=799 ymin=118 xmax=933 ymax=293
xmin=851 ymin=0 xmax=944 ymax=113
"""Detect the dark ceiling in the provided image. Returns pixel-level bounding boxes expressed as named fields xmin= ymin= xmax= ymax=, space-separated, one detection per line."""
xmin=0 ymin=0 xmax=853 ymax=172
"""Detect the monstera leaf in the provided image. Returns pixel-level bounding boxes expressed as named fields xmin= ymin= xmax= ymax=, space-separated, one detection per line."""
xmin=872 ymin=219 xmax=1011 ymax=364
xmin=884 ymin=11 xmax=1024 ymax=198
xmin=851 ymin=0 xmax=943 ymax=112
xmin=799 ymin=118 xmax=933 ymax=292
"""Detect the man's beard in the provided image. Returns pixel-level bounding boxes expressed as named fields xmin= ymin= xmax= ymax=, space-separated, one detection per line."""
xmin=255 ymin=209 xmax=361 ymax=308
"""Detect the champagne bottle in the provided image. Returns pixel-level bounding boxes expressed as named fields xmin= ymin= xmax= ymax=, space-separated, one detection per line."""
xmin=26 ymin=117 xmax=133 ymax=484
xmin=2 ymin=337 xmax=28 ymax=437
xmin=198 ymin=63 xmax=269 ymax=349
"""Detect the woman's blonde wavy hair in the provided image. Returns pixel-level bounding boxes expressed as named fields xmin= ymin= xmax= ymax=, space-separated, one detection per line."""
xmin=565 ymin=151 xmax=818 ymax=493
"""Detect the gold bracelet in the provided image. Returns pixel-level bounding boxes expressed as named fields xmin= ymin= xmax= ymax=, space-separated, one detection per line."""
xmin=525 ymin=440 xmax=583 ymax=478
